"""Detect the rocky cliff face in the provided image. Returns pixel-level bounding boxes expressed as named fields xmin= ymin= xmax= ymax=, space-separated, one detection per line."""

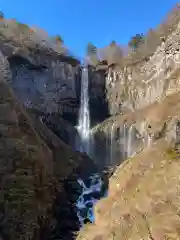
xmin=90 ymin=21 xmax=180 ymax=168
xmin=88 ymin=67 xmax=109 ymax=125
xmin=0 ymin=32 xmax=81 ymax=124
xmin=9 ymin=55 xmax=79 ymax=117
xmin=106 ymin=22 xmax=180 ymax=116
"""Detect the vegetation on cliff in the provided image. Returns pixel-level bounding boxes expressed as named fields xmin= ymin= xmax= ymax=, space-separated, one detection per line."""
xmin=0 ymin=11 xmax=79 ymax=65
xmin=87 ymin=3 xmax=180 ymax=67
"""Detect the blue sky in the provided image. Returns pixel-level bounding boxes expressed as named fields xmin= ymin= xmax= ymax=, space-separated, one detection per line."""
xmin=0 ymin=0 xmax=178 ymax=58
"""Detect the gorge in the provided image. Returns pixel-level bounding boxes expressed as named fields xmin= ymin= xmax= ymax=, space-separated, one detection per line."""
xmin=1 ymin=4 xmax=180 ymax=240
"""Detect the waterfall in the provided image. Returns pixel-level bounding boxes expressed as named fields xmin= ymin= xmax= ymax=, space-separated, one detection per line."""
xmin=110 ymin=122 xmax=116 ymax=165
xmin=123 ymin=123 xmax=127 ymax=158
xmin=120 ymin=124 xmax=135 ymax=159
xmin=147 ymin=134 xmax=152 ymax=148
xmin=77 ymin=67 xmax=91 ymax=154
xmin=127 ymin=125 xmax=133 ymax=157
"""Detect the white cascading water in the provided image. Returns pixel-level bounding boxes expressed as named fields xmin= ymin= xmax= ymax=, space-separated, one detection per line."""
xmin=123 ymin=123 xmax=127 ymax=158
xmin=77 ymin=67 xmax=91 ymax=154
xmin=127 ymin=125 xmax=133 ymax=157
xmin=110 ymin=122 xmax=116 ymax=165
xmin=147 ymin=134 xmax=152 ymax=148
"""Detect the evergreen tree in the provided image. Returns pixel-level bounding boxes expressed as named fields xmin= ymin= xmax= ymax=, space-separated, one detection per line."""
xmin=128 ymin=33 xmax=145 ymax=50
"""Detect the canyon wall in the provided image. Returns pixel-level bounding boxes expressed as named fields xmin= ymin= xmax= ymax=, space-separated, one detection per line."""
xmin=91 ymin=21 xmax=180 ymax=169
xmin=106 ymin=22 xmax=180 ymax=116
